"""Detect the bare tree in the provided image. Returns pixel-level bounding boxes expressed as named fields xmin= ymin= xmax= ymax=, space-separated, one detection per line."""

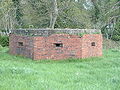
xmin=49 ymin=0 xmax=58 ymax=29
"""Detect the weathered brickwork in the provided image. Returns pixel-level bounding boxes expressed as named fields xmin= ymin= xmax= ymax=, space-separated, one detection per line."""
xmin=81 ymin=34 xmax=103 ymax=58
xmin=9 ymin=34 xmax=34 ymax=59
xmin=9 ymin=33 xmax=102 ymax=60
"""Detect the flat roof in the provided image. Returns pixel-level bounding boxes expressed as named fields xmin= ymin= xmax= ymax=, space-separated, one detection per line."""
xmin=11 ymin=28 xmax=101 ymax=36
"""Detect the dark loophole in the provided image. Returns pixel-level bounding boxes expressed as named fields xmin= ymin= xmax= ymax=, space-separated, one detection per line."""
xmin=91 ymin=42 xmax=95 ymax=46
xmin=18 ymin=42 xmax=24 ymax=46
xmin=54 ymin=43 xmax=63 ymax=47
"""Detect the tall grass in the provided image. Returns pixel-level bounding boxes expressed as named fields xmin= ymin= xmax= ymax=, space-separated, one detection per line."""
xmin=0 ymin=48 xmax=120 ymax=90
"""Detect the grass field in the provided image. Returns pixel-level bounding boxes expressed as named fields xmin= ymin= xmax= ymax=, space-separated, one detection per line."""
xmin=0 ymin=47 xmax=120 ymax=90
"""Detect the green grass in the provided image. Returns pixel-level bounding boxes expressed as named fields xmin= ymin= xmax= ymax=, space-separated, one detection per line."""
xmin=0 ymin=48 xmax=120 ymax=90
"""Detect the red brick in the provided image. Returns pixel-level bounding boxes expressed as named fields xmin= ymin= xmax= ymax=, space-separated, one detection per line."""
xmin=9 ymin=34 xmax=102 ymax=60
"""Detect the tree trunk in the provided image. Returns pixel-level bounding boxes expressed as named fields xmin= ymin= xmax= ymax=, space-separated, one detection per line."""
xmin=49 ymin=0 xmax=58 ymax=29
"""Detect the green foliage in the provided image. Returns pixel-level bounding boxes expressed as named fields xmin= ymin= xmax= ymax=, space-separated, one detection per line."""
xmin=56 ymin=1 xmax=92 ymax=28
xmin=12 ymin=0 xmax=23 ymax=27
xmin=111 ymin=21 xmax=120 ymax=41
xmin=55 ymin=32 xmax=68 ymax=34
xmin=78 ymin=33 xmax=87 ymax=37
xmin=90 ymin=0 xmax=120 ymax=41
xmin=0 ymin=0 xmax=119 ymax=41
xmin=112 ymin=35 xmax=120 ymax=41
xmin=0 ymin=35 xmax=9 ymax=47
xmin=90 ymin=0 xmax=100 ymax=25
xmin=78 ymin=32 xmax=101 ymax=37
xmin=0 ymin=48 xmax=120 ymax=89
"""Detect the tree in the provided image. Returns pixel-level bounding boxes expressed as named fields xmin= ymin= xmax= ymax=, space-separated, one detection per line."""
xmin=0 ymin=0 xmax=15 ymax=35
xmin=87 ymin=0 xmax=120 ymax=40
xmin=0 ymin=0 xmax=119 ymax=41
xmin=12 ymin=0 xmax=23 ymax=27
xmin=49 ymin=0 xmax=58 ymax=29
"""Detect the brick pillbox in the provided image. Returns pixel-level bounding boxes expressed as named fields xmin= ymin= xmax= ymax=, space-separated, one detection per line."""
xmin=9 ymin=29 xmax=102 ymax=60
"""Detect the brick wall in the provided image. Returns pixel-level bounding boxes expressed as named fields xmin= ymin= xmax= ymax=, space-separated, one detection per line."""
xmin=9 ymin=34 xmax=102 ymax=60
xmin=33 ymin=34 xmax=82 ymax=60
xmin=81 ymin=34 xmax=103 ymax=58
xmin=9 ymin=34 xmax=34 ymax=59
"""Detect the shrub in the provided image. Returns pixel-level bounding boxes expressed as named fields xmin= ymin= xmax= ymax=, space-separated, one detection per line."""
xmin=111 ymin=20 xmax=120 ymax=41
xmin=0 ymin=35 xmax=9 ymax=47
xmin=111 ymin=35 xmax=120 ymax=41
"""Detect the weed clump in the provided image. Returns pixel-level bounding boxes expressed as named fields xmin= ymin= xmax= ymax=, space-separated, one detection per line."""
xmin=0 ymin=35 xmax=9 ymax=47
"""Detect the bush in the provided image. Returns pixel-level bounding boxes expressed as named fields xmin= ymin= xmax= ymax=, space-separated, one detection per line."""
xmin=111 ymin=35 xmax=120 ymax=41
xmin=111 ymin=20 xmax=120 ymax=41
xmin=0 ymin=35 xmax=9 ymax=47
